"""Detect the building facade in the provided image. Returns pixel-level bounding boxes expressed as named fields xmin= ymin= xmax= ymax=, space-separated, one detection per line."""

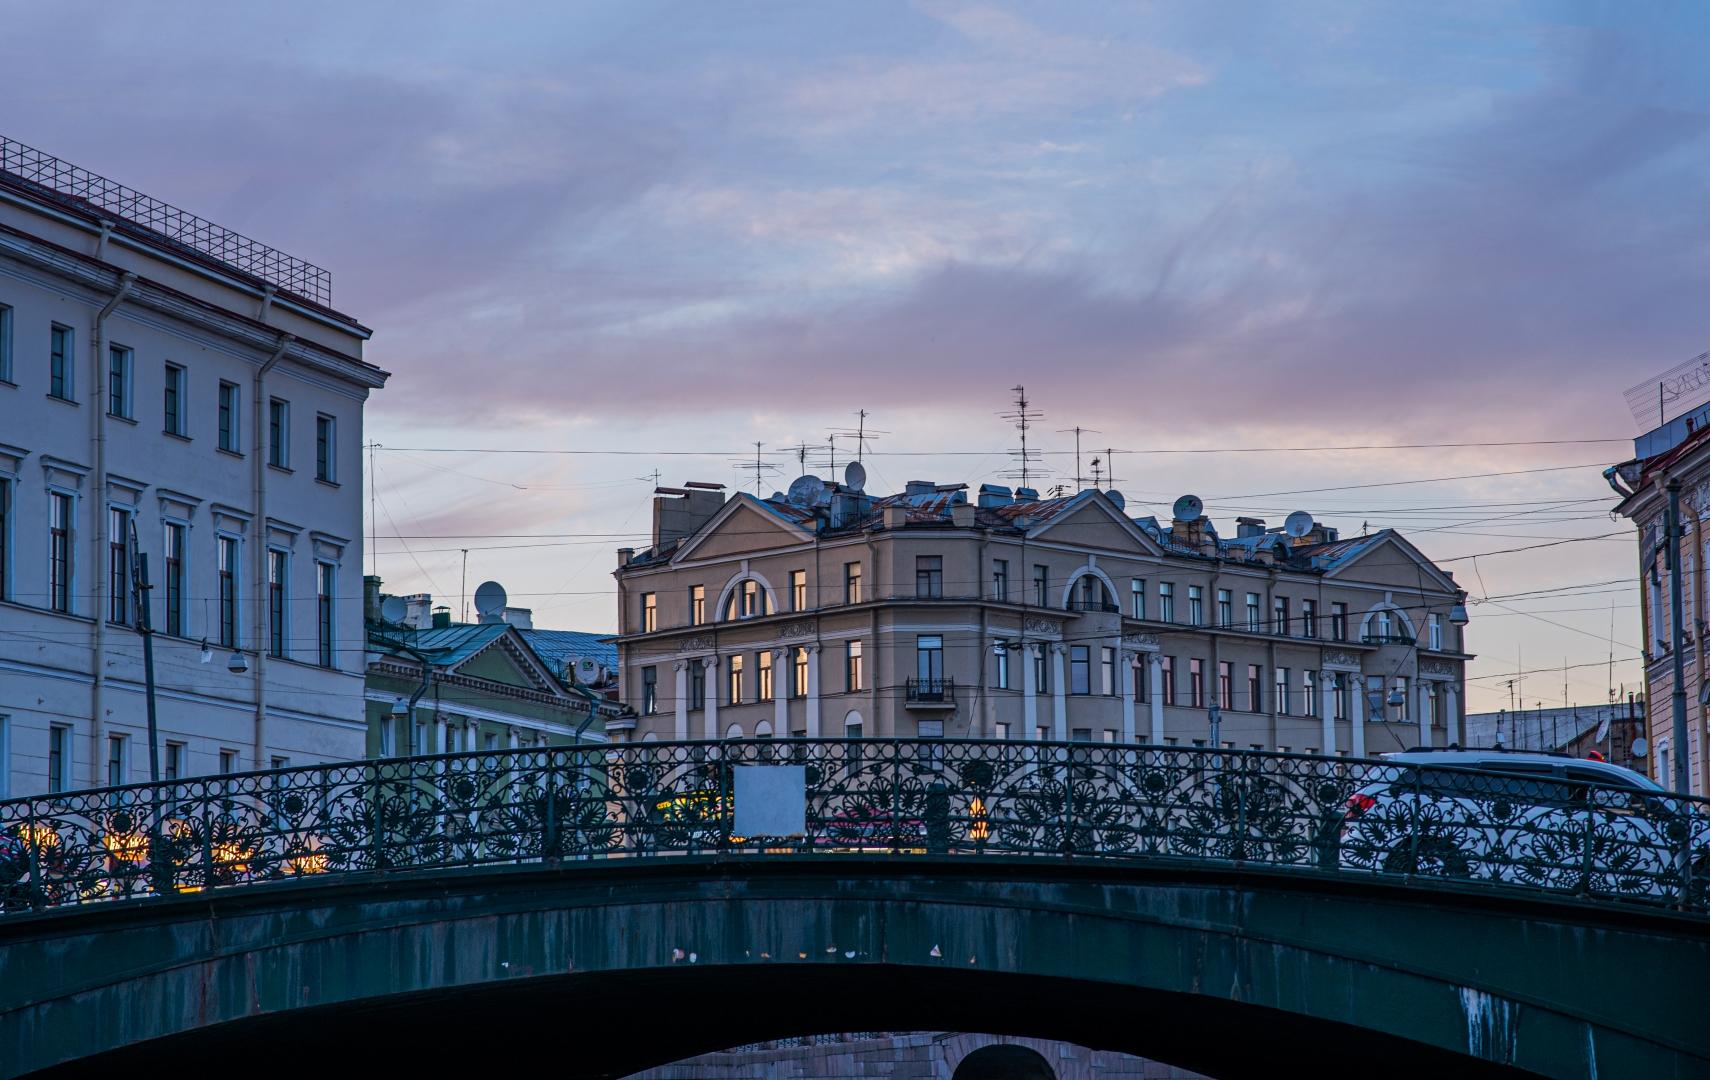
xmin=612 ymin=475 xmax=1471 ymax=754
xmin=1610 ymin=406 xmax=1710 ymax=793
xmin=0 ymin=137 xmax=386 ymax=795
xmin=364 ymin=579 xmax=622 ymax=756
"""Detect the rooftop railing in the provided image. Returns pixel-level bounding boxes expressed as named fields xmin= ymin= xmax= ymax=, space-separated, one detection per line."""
xmin=0 ymin=739 xmax=1705 ymax=919
xmin=0 ymin=136 xmax=332 ymax=306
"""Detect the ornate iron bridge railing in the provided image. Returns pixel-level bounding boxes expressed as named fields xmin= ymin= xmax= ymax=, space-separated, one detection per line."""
xmin=1 ymin=740 xmax=1706 ymax=918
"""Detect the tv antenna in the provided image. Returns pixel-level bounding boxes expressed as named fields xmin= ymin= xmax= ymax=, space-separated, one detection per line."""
xmin=1057 ymin=426 xmax=1101 ymax=491
xmin=1000 ymin=385 xmax=1047 ymax=488
xmin=824 ymin=410 xmax=886 ymax=474
xmin=1625 ymin=348 xmax=1710 ymax=428
xmin=730 ymin=442 xmax=779 ymax=495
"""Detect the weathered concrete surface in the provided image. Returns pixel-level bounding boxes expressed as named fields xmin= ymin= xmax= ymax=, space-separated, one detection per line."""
xmin=1 ymin=857 xmax=1705 ymax=1079
xmin=626 ymin=1032 xmax=1207 ymax=1079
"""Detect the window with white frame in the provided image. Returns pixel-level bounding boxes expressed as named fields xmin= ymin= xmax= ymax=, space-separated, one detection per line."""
xmin=758 ymin=650 xmax=774 ymax=701
xmin=0 ymin=302 xmax=12 ymax=383
xmin=641 ymin=666 xmax=658 ymax=715
xmin=690 ymin=584 xmax=705 ymax=625
xmin=218 ymin=381 xmax=240 ymax=452
xmin=992 ymin=559 xmax=1009 ymax=602
xmin=316 ymin=562 xmax=335 ymax=667
xmin=1101 ymin=647 xmax=1116 ymax=695
xmin=268 ymin=549 xmax=288 ymax=658
xmin=218 ymin=535 xmax=240 ymax=647
xmin=107 ymin=344 xmax=133 ymax=419
xmin=790 ymin=569 xmax=807 ymax=611
xmin=1069 ymin=646 xmax=1091 ymax=694
xmin=993 ymin=643 xmax=1010 ymax=689
xmin=165 ymin=741 xmax=186 ymax=781
xmin=1304 ymin=669 xmax=1318 ymax=716
xmin=1275 ymin=667 xmax=1291 ymax=716
xmin=1131 ymin=578 xmax=1145 ymax=619
xmin=846 ymin=640 xmax=864 ymax=692
xmin=1187 ymin=585 xmax=1203 ymax=626
xmin=108 ymin=506 xmax=131 ymax=625
xmin=107 ymin=733 xmax=128 ymax=787
xmin=1159 ymin=582 xmax=1175 ymax=623
xmin=164 ymin=363 xmax=187 ymax=436
xmin=641 ymin=592 xmax=657 ymax=632
xmin=163 ymin=522 xmax=186 ymax=636
xmin=1428 ymin=612 xmax=1443 ymax=651
xmin=1246 ymin=592 xmax=1261 ymax=632
xmin=728 ymin=654 xmax=746 ymax=704
xmin=48 ymin=725 xmax=71 ymax=792
xmin=1217 ymin=589 xmax=1232 ymax=628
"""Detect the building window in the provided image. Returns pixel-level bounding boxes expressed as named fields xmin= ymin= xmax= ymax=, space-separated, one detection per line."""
xmin=1028 ymin=646 xmax=1045 ymax=695
xmin=1101 ymin=647 xmax=1116 ymax=696
xmin=163 ymin=522 xmax=185 ymax=636
xmin=161 ymin=363 xmax=189 ymax=438
xmin=844 ymin=562 xmax=862 ymax=604
xmin=1131 ymin=578 xmax=1145 ymax=619
xmin=1032 ymin=564 xmax=1048 ymax=607
xmin=1276 ymin=667 xmax=1291 ymax=715
xmin=316 ymin=562 xmax=335 ymax=667
xmin=1391 ymin=676 xmax=1410 ymax=722
xmin=1429 ymin=612 xmax=1443 ymax=651
xmin=916 ymin=635 xmax=943 ymax=687
xmin=49 ymin=324 xmax=73 ymax=400
xmin=108 ymin=506 xmax=131 ymax=625
xmin=1217 ymin=661 xmax=1233 ymax=708
xmin=1246 ymin=592 xmax=1261 ymax=632
xmin=1334 ymin=673 xmax=1349 ymax=720
xmin=1161 ymin=655 xmax=1175 ymax=706
xmin=107 ymin=734 xmax=127 ymax=788
xmin=165 ymin=742 xmax=186 ymax=782
xmin=1159 ymin=582 xmax=1175 ymax=623
xmin=268 ymin=398 xmax=290 ymax=468
xmin=49 ymin=725 xmax=70 ymax=793
xmin=846 ymin=640 xmax=864 ymax=692
xmin=1273 ymin=596 xmax=1290 ymax=637
xmin=1188 ymin=658 xmax=1204 ymax=708
xmin=0 ymin=303 xmax=11 ymax=383
xmin=1133 ymin=657 xmax=1147 ymax=703
xmin=689 ymin=659 xmax=707 ymax=710
xmin=108 ymin=345 xmax=133 ymax=419
xmin=268 ymin=549 xmax=288 ymax=658
xmin=641 ymin=592 xmax=657 ymax=632
xmin=218 ymin=381 xmax=240 ymax=452
xmin=790 ymin=569 xmax=807 ymax=611
xmin=992 ymin=559 xmax=1009 ymax=602
xmin=1076 ymin=575 xmax=1110 ymax=612
xmin=1304 ymin=670 xmax=1318 ymax=717
xmin=792 ymin=647 xmax=809 ymax=697
xmin=218 ymin=535 xmax=239 ymax=647
xmin=993 ymin=644 xmax=1011 ymax=690
xmin=723 ymin=580 xmax=769 ymax=620
xmin=690 ymin=584 xmax=705 ymax=625
xmin=728 ymin=654 xmax=745 ymax=705
xmin=1330 ymin=602 xmax=1348 ymax=642
xmin=845 ymin=716 xmax=863 ymax=739
xmin=1302 ymin=599 xmax=1318 ymax=639
xmin=1217 ymin=589 xmax=1232 ymax=628
xmin=1374 ymin=610 xmax=1393 ymax=642
xmin=315 ymin=414 xmax=336 ymax=481
xmin=1069 ymin=645 xmax=1091 ymax=695
xmin=49 ymin=492 xmax=73 ymax=613
xmin=1188 ymin=585 xmax=1204 ymax=626
xmin=219 ymin=749 xmax=238 ymax=774
xmin=758 ymin=650 xmax=774 ymax=701
xmin=1247 ymin=664 xmax=1263 ymax=712
xmin=1071 ymin=728 xmax=1093 ymax=743
xmin=641 ymin=666 xmax=658 ymax=715
xmin=916 ymin=555 xmax=943 ymax=598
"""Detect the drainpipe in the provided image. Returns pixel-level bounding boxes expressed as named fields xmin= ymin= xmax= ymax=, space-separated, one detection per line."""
xmin=250 ymin=333 xmax=294 ymax=768
xmin=1693 ymin=510 xmax=1708 ymax=793
xmin=88 ymin=269 xmax=135 ymax=788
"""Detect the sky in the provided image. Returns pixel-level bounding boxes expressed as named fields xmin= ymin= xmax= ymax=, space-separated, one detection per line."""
xmin=6 ymin=0 xmax=1709 ymax=712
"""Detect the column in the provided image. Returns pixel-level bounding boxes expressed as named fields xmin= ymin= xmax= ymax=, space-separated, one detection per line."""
xmin=1446 ymin=682 xmax=1461 ymax=747
xmin=1415 ymin=680 xmax=1431 ymax=749
xmin=772 ymin=648 xmax=789 ymax=736
xmin=703 ymin=654 xmax=719 ymax=740
xmin=673 ymin=661 xmax=689 ymax=741
xmin=1319 ymin=670 xmax=1336 ymax=757
xmin=1120 ymin=650 xmax=1137 ymax=743
xmin=804 ymin=645 xmax=821 ymax=738
xmin=1351 ymin=676 xmax=1367 ymax=759
xmin=1023 ymin=645 xmax=1040 ymax=738
xmin=1051 ymin=644 xmax=1068 ymax=742
xmin=1148 ymin=653 xmax=1165 ymax=744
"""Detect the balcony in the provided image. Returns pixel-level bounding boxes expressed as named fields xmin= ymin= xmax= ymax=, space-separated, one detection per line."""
xmin=1064 ymin=600 xmax=1120 ymax=613
xmin=905 ymin=677 xmax=957 ymax=708
xmin=1362 ymin=633 xmax=1416 ymax=646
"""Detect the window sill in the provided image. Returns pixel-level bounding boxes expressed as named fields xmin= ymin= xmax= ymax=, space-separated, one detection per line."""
xmin=216 ymin=447 xmax=244 ymax=459
xmin=107 ymin=413 xmax=137 ymax=426
xmin=268 ymin=463 xmax=294 ymax=475
xmin=0 ymin=378 xmax=15 ymax=388
xmin=46 ymin=393 xmax=78 ymax=407
xmin=163 ymin=430 xmax=192 ymax=443
xmin=314 ymin=476 xmax=341 ymax=489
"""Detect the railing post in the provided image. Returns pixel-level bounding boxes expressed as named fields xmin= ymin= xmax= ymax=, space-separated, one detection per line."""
xmin=25 ymin=806 xmax=43 ymax=912
xmin=718 ymin=747 xmax=732 ymax=853
xmin=1405 ymin=765 xmax=1422 ymax=876
xmin=543 ymin=747 xmax=559 ymax=861
xmin=1063 ymin=742 xmax=1077 ymax=856
xmin=202 ymin=793 xmax=216 ymax=892
xmin=889 ymin=741 xmax=903 ymax=853
xmin=370 ymin=761 xmax=385 ymax=870
xmin=1234 ymin=753 xmax=1248 ymax=863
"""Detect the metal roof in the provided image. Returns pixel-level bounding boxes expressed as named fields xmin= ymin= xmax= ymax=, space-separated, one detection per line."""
xmin=519 ymin=629 xmax=618 ymax=672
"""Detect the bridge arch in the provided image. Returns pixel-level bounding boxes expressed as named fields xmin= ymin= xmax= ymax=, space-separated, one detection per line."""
xmin=3 ymin=859 xmax=1704 ymax=1079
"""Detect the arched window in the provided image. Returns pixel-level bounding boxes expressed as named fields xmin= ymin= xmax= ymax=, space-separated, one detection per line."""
xmin=724 ymin=722 xmax=744 ymax=739
xmin=722 ymin=578 xmax=771 ymax=621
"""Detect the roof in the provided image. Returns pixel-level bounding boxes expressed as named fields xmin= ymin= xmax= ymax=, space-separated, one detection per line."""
xmin=519 ymin=629 xmax=618 ymax=672
xmin=377 ymin=622 xmax=513 ymax=667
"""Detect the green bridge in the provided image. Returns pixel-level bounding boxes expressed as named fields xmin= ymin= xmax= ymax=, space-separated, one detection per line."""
xmin=1 ymin=740 xmax=1706 ymax=1078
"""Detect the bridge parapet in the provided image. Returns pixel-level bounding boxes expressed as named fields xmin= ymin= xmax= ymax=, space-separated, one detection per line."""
xmin=1 ymin=739 xmax=1706 ymax=918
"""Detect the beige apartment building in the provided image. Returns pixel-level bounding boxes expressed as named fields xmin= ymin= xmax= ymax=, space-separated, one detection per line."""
xmin=612 ymin=473 xmax=1471 ymax=755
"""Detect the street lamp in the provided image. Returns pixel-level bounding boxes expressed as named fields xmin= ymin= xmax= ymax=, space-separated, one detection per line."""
xmin=227 ymin=650 xmax=248 ymax=674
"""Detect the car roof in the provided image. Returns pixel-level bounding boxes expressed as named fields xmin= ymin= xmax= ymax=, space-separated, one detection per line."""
xmin=1380 ymin=750 xmax=1664 ymax=791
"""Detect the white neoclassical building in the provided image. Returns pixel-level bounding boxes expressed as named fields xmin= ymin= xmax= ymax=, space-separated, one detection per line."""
xmin=0 ymin=137 xmax=387 ymax=795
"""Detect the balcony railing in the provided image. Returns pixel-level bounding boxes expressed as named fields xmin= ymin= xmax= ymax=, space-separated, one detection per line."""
xmin=905 ymin=677 xmax=957 ymax=706
xmin=1064 ymin=600 xmax=1120 ymax=613
xmin=1362 ymin=633 xmax=1416 ymax=645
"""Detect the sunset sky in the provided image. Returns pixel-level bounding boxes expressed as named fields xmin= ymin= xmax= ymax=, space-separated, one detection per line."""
xmin=9 ymin=1 xmax=1708 ymax=711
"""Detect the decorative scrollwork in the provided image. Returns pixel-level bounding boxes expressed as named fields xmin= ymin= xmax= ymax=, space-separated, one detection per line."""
xmin=0 ymin=740 xmax=1704 ymax=920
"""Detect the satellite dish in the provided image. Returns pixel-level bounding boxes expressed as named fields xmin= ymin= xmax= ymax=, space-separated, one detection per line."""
xmin=1595 ymin=716 xmax=1612 ymax=742
xmin=1106 ymin=489 xmax=1126 ymax=511
xmin=1171 ymin=494 xmax=1203 ymax=521
xmin=473 ymin=580 xmax=508 ymax=617
xmin=787 ymin=474 xmax=826 ymax=507
xmin=380 ymin=596 xmax=407 ymax=624
xmin=1284 ymin=511 xmax=1314 ymax=538
xmin=1632 ymin=737 xmax=1649 ymax=758
xmin=844 ymin=461 xmax=867 ymax=492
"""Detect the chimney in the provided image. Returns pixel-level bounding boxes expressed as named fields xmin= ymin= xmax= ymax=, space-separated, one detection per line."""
xmin=883 ymin=506 xmax=908 ymax=529
xmin=363 ymin=575 xmax=382 ymax=623
xmin=432 ymin=607 xmax=451 ymax=629
xmin=501 ymin=606 xmax=534 ymax=630
xmin=951 ymin=503 xmax=976 ymax=527
xmin=1236 ymin=517 xmax=1267 ymax=539
xmin=978 ymin=484 xmax=1013 ymax=508
xmin=617 ymin=547 xmax=635 ymax=567
xmin=905 ymin=480 xmax=935 ymax=497
xmin=403 ymin=593 xmax=434 ymax=630
xmin=652 ymin=483 xmax=725 ymax=548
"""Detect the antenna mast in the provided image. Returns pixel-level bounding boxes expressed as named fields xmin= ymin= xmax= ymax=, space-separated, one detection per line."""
xmin=1057 ymin=426 xmax=1101 ymax=492
xmin=1001 ymin=385 xmax=1046 ymax=489
xmin=729 ymin=442 xmax=778 ymax=496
